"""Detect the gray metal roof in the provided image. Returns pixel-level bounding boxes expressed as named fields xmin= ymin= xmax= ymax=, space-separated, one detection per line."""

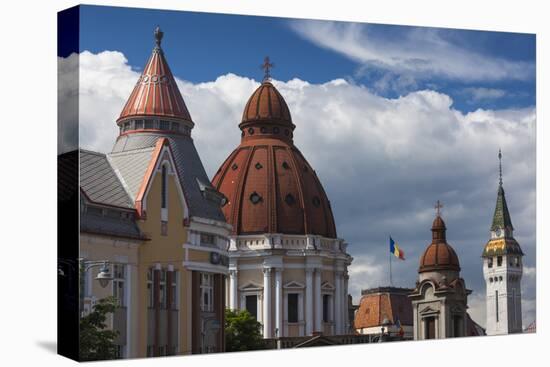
xmin=111 ymin=133 xmax=226 ymax=222
xmin=108 ymin=147 xmax=155 ymax=201
xmin=80 ymin=150 xmax=133 ymax=208
xmin=81 ymin=209 xmax=144 ymax=240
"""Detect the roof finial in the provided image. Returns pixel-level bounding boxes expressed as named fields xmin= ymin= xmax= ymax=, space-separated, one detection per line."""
xmin=261 ymin=56 xmax=274 ymax=82
xmin=498 ymin=149 xmax=503 ymax=186
xmin=435 ymin=200 xmax=443 ymax=217
xmin=154 ymin=26 xmax=164 ymax=48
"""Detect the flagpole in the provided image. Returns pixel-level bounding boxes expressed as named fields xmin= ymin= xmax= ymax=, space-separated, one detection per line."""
xmin=389 ymin=236 xmax=393 ymax=286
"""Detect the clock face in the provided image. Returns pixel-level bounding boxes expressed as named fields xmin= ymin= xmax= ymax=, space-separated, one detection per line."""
xmin=496 ymin=229 xmax=502 ymax=237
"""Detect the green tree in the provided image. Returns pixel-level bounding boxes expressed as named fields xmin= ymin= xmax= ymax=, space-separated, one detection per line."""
xmin=79 ymin=296 xmax=120 ymax=361
xmin=225 ymin=309 xmax=266 ymax=352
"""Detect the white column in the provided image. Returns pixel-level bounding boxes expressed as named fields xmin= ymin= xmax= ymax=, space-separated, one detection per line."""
xmin=305 ymin=269 xmax=314 ymax=335
xmin=343 ymin=273 xmax=349 ymax=334
xmin=334 ymin=271 xmax=342 ymax=335
xmin=229 ymin=270 xmax=238 ymax=310
xmin=263 ymin=267 xmax=272 ymax=338
xmin=314 ymin=269 xmax=322 ymax=332
xmin=275 ymin=268 xmax=282 ymax=338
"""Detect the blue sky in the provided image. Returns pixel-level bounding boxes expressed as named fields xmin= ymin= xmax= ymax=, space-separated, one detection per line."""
xmin=66 ymin=4 xmax=536 ymax=327
xmin=78 ymin=5 xmax=535 ymax=113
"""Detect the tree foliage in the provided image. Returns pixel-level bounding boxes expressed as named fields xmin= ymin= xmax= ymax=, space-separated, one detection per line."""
xmin=225 ymin=309 xmax=266 ymax=352
xmin=79 ymin=296 xmax=120 ymax=361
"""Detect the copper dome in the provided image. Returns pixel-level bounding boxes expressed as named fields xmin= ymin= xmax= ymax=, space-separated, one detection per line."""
xmin=212 ymin=80 xmax=336 ymax=238
xmin=240 ymin=81 xmax=294 ymax=131
xmin=419 ymin=215 xmax=460 ymax=273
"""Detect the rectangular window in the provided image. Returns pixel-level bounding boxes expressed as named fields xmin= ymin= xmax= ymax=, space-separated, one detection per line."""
xmin=146 ymin=346 xmax=154 ymax=357
xmin=172 ymin=122 xmax=180 ymax=132
xmin=144 ymin=119 xmax=154 ymax=129
xmin=135 ymin=119 xmax=144 ymax=130
xmin=288 ymin=293 xmax=299 ymax=323
xmin=497 ymin=256 xmax=503 ymax=267
xmin=425 ymin=317 xmax=436 ymax=339
xmin=495 ymin=290 xmax=499 ymax=322
xmin=147 ymin=268 xmax=153 ymax=308
xmin=200 ymin=233 xmax=216 ymax=246
xmin=112 ymin=264 xmax=125 ymax=307
xmin=161 ymin=165 xmax=167 ymax=209
xmin=245 ymin=295 xmax=258 ymax=320
xmin=160 ymin=120 xmax=170 ymax=130
xmin=200 ymin=273 xmax=214 ymax=312
xmin=170 ymin=271 xmax=178 ymax=310
xmin=159 ymin=270 xmax=167 ymax=309
xmin=322 ymin=294 xmax=331 ymax=322
xmin=488 ymin=258 xmax=493 ymax=268
xmin=453 ymin=316 xmax=462 ymax=337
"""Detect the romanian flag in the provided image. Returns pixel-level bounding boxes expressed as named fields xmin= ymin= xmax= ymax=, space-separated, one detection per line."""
xmin=390 ymin=236 xmax=405 ymax=260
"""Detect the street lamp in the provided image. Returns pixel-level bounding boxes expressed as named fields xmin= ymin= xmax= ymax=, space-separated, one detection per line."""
xmin=95 ymin=263 xmax=113 ymax=288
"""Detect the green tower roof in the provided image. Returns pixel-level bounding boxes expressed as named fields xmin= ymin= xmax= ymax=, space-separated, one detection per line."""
xmin=490 ymin=184 xmax=514 ymax=232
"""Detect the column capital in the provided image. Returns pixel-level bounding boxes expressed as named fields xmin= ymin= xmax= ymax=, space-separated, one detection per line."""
xmin=229 ymin=269 xmax=238 ymax=277
xmin=263 ymin=267 xmax=273 ymax=275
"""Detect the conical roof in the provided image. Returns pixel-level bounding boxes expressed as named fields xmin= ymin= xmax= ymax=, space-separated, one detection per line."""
xmin=117 ymin=27 xmax=192 ymax=124
xmin=490 ymin=185 xmax=514 ymax=231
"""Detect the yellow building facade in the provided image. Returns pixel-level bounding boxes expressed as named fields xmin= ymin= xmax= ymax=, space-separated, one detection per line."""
xmin=79 ymin=28 xmax=231 ymax=359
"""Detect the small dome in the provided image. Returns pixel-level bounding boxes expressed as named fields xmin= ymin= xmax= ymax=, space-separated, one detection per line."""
xmin=240 ymin=81 xmax=294 ymax=129
xmin=419 ymin=215 xmax=460 ymax=273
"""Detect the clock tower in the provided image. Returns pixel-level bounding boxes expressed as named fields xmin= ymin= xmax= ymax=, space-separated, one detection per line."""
xmin=482 ymin=150 xmax=524 ymax=335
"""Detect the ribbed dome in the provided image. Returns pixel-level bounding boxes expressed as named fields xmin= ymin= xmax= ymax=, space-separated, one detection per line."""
xmin=117 ymin=27 xmax=193 ymax=124
xmin=419 ymin=215 xmax=460 ymax=273
xmin=212 ymin=78 xmax=336 ymax=238
xmin=240 ymin=81 xmax=294 ymax=130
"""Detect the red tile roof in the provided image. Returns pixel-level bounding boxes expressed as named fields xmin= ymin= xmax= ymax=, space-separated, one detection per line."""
xmin=354 ymin=287 xmax=413 ymax=329
xmin=117 ymin=27 xmax=192 ymax=124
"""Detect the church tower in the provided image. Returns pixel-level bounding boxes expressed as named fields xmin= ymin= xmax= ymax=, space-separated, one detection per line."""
xmin=212 ymin=59 xmax=352 ymax=338
xmin=482 ymin=150 xmax=524 ymax=335
xmin=409 ymin=202 xmax=471 ymax=340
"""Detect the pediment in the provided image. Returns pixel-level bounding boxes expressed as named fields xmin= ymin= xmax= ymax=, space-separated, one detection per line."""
xmin=419 ymin=305 xmax=440 ymax=315
xmin=239 ymin=282 xmax=263 ymax=291
xmin=283 ymin=280 xmax=305 ymax=289
xmin=321 ymin=281 xmax=335 ymax=290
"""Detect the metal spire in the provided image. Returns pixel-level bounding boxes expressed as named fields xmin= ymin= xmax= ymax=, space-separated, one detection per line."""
xmin=261 ymin=56 xmax=274 ymax=82
xmin=154 ymin=26 xmax=164 ymax=48
xmin=498 ymin=149 xmax=503 ymax=186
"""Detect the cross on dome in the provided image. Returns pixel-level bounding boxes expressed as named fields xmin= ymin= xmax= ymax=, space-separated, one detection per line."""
xmin=435 ymin=200 xmax=443 ymax=216
xmin=261 ymin=56 xmax=274 ymax=81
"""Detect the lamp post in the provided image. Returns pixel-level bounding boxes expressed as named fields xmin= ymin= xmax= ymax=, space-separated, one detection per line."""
xmin=79 ymin=259 xmax=114 ymax=316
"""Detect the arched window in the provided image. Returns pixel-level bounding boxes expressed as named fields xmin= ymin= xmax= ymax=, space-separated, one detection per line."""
xmin=161 ymin=164 xmax=167 ymax=209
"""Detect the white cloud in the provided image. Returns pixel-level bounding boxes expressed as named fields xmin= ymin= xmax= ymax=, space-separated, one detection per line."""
xmin=290 ymin=20 xmax=534 ymax=82
xmin=463 ymin=87 xmax=507 ymax=103
xmin=61 ymin=51 xmax=536 ymax=327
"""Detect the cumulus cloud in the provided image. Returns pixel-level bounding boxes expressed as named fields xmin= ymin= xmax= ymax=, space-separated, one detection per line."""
xmin=60 ymin=50 xmax=536 ymax=328
xmin=290 ymin=20 xmax=535 ymax=83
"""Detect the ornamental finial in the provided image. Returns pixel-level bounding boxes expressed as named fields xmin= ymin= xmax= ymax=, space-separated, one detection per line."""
xmin=154 ymin=26 xmax=164 ymax=48
xmin=261 ymin=56 xmax=274 ymax=82
xmin=435 ymin=200 xmax=443 ymax=217
xmin=498 ymin=149 xmax=503 ymax=186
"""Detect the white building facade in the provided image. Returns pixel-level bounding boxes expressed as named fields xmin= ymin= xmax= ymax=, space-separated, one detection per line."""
xmin=482 ymin=152 xmax=524 ymax=335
